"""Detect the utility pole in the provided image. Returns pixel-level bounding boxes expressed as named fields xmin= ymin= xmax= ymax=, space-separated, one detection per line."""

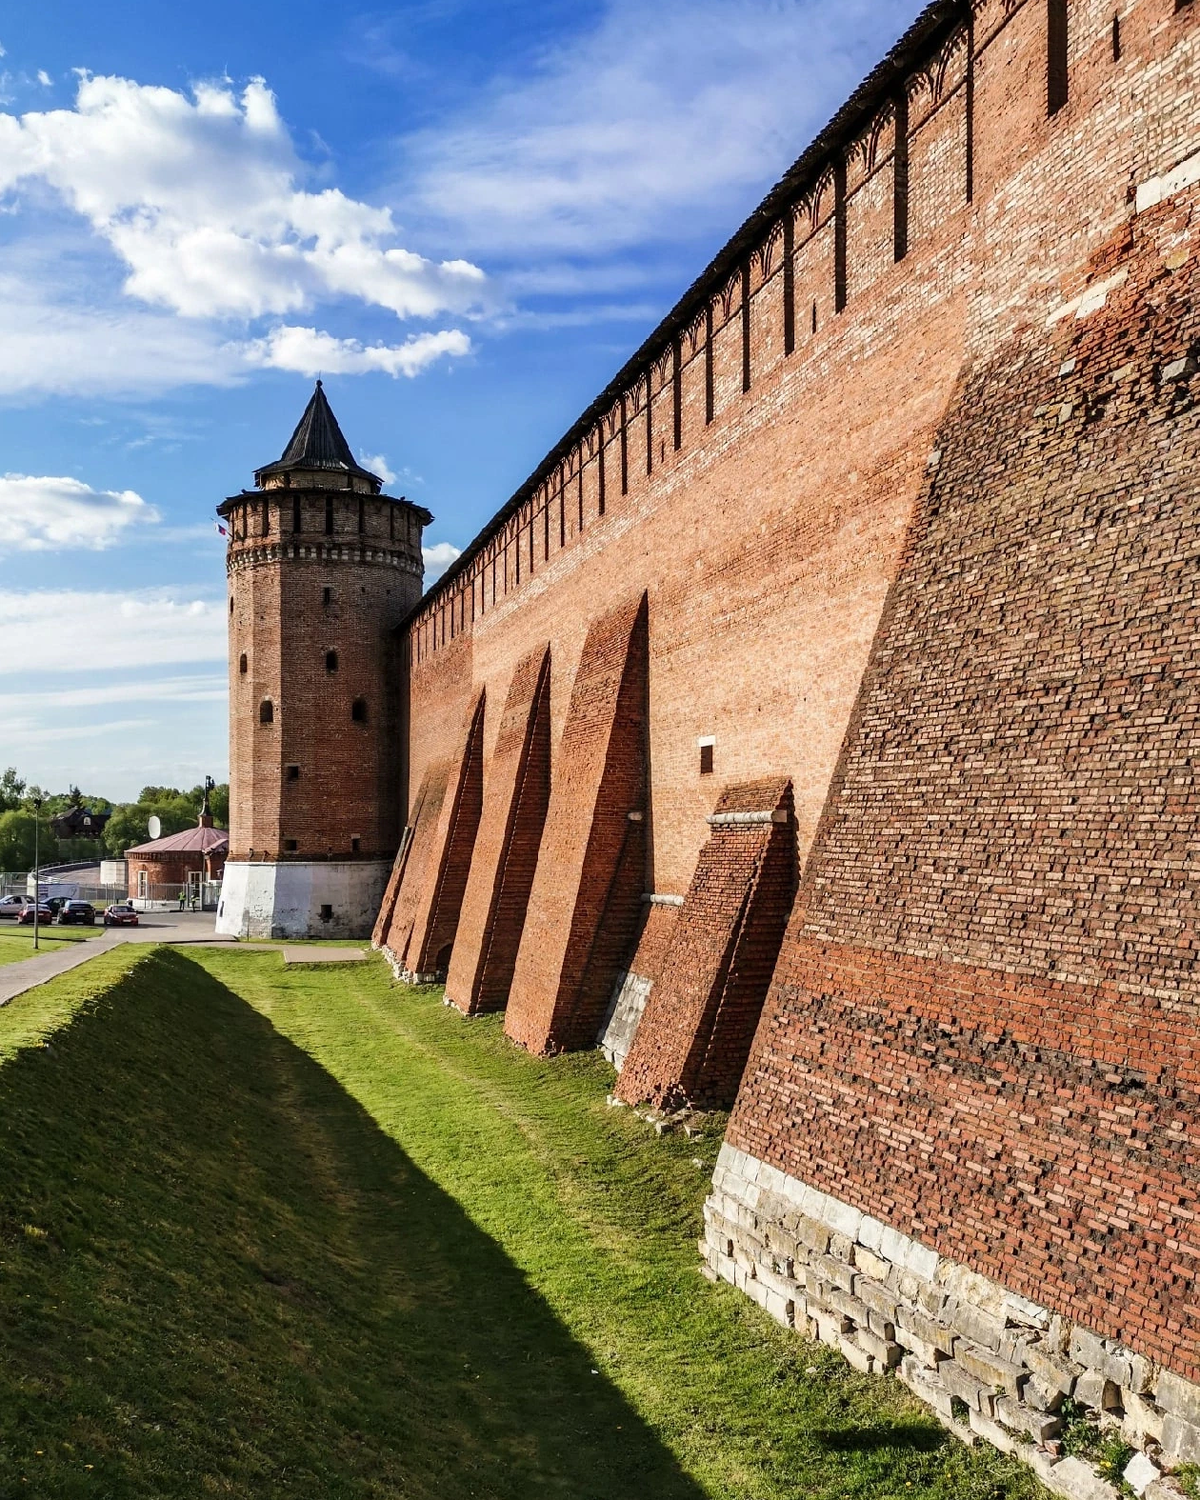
xmin=31 ymin=794 xmax=43 ymax=952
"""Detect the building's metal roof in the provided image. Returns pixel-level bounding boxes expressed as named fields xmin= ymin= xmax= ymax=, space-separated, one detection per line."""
xmin=256 ymin=381 xmax=382 ymax=487
xmin=403 ymin=0 xmax=963 ymax=620
xmin=125 ymin=824 xmax=229 ymax=857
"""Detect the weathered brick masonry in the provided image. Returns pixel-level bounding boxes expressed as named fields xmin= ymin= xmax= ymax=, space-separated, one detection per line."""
xmin=370 ymin=0 xmax=1200 ymax=1484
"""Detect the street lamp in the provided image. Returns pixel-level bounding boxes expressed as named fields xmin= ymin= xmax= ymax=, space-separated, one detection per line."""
xmin=31 ymin=794 xmax=43 ymax=953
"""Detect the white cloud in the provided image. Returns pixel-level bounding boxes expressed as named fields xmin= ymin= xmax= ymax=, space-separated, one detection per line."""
xmin=0 ymin=73 xmax=489 ymax=321
xmin=0 ymin=589 xmax=226 ymax=673
xmin=0 ymin=268 xmax=245 ymax=396
xmin=0 ymin=473 xmax=158 ymax=552
xmin=245 ymin=324 xmax=470 ymax=378
xmin=36 ymin=70 xmax=50 ymax=88
xmin=3 ymin=673 xmax=227 ymax=712
xmin=359 ymin=452 xmax=396 ymax=485
xmin=422 ymin=541 xmax=460 ymax=582
xmin=402 ymin=0 xmax=916 ymax=261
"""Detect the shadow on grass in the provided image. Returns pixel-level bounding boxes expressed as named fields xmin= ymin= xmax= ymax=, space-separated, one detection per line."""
xmin=812 ymin=1423 xmax=947 ymax=1454
xmin=0 ymin=948 xmax=707 ymax=1499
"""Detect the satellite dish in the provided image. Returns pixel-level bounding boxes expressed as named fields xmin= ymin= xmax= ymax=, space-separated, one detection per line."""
xmin=147 ymin=815 xmax=162 ymax=840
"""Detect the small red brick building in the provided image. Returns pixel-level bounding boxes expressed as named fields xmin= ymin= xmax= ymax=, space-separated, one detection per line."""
xmin=125 ymin=803 xmax=228 ymax=903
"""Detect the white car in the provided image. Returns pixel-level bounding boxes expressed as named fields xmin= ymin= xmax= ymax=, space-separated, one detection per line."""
xmin=0 ymin=894 xmax=25 ymax=919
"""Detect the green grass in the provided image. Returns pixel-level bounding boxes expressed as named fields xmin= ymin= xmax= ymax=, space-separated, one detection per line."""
xmin=0 ymin=927 xmax=96 ymax=966
xmin=0 ymin=946 xmax=1049 ymax=1499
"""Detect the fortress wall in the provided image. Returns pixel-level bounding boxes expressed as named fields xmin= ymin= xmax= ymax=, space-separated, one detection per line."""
xmin=386 ymin=9 xmax=1200 ymax=1456
xmin=387 ymin=1 xmax=1199 ymax=1058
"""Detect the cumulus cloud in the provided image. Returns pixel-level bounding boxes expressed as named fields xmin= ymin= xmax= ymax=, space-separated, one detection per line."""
xmin=0 ymin=474 xmax=158 ymax=552
xmin=359 ymin=452 xmax=396 ymax=485
xmin=245 ymin=324 xmax=470 ymax=378
xmin=0 ymin=73 xmax=489 ymax=322
xmin=36 ymin=70 xmax=50 ymax=88
xmin=402 ymin=0 xmax=915 ymax=261
xmin=422 ymin=541 xmax=460 ymax=582
xmin=0 ymin=589 xmax=226 ymax=672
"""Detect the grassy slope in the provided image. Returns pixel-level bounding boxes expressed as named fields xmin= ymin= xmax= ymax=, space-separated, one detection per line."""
xmin=0 ymin=929 xmax=91 ymax=966
xmin=0 ymin=947 xmax=1047 ymax=1499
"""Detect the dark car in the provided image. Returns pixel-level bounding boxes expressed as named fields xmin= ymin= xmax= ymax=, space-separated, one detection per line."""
xmin=103 ymin=903 xmax=139 ymax=927
xmin=45 ymin=897 xmax=68 ymax=917
xmin=16 ymin=901 xmax=54 ymax=926
xmin=56 ymin=901 xmax=96 ymax=926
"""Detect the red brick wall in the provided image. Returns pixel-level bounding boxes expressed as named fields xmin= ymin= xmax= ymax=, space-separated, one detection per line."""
xmin=404 ymin=692 xmax=485 ymax=975
xmin=618 ymin=779 xmax=796 ymax=1110
xmin=730 ymin=194 xmax=1200 ymax=1374
xmin=504 ymin=594 xmax=649 ymax=1053
xmin=445 ymin=646 xmax=551 ymax=1015
xmin=380 ymin=0 xmax=1200 ymax=1375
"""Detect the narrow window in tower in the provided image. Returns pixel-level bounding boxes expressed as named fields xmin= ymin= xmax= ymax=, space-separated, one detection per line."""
xmin=358 ymin=498 xmax=365 ymax=535
xmin=812 ymin=300 xmax=819 ymax=335
xmin=239 ymin=653 xmax=247 ymax=674
xmin=293 ymin=495 xmax=301 ymax=534
xmin=325 ymin=650 xmax=338 ymax=673
xmin=741 ymin=261 xmax=752 ymax=393
xmin=286 ymin=764 xmax=300 ymax=781
xmin=351 ymin=698 xmax=368 ymax=724
xmin=598 ymin=432 xmax=606 ymax=517
xmin=325 ymin=496 xmax=334 ymax=536
xmin=704 ymin=304 xmax=714 ymax=425
xmin=966 ymin=11 xmax=976 ymax=202
xmin=1048 ymin=0 xmax=1069 ymax=115
xmin=834 ymin=159 xmax=848 ymax=313
xmin=1112 ymin=14 xmax=1121 ymax=58
xmin=894 ymin=89 xmax=910 ymax=263
xmin=261 ymin=499 xmax=270 ymax=537
xmin=351 ymin=837 xmax=361 ymax=854
xmin=229 ymin=597 xmax=234 ymax=615
xmin=620 ymin=394 xmax=629 ymax=496
xmin=672 ymin=336 xmax=683 ymax=449
xmin=783 ymin=214 xmax=795 ymax=355
xmin=699 ymin=741 xmax=715 ymax=775
xmin=322 ymin=586 xmax=331 ymax=607
xmin=259 ymin=700 xmax=274 ymax=725
xmin=1177 ymin=0 xmax=1194 ymax=12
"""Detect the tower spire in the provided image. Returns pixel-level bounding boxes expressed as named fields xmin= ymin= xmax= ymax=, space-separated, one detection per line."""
xmin=256 ymin=381 xmax=381 ymax=488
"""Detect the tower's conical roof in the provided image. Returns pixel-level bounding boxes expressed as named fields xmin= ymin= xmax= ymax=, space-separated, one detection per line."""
xmin=256 ymin=381 xmax=381 ymax=487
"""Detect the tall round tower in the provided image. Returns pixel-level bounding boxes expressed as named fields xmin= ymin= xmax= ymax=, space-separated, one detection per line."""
xmin=215 ymin=382 xmax=431 ymax=938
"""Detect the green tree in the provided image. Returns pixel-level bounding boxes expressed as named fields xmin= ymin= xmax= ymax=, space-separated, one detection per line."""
xmin=0 ymin=809 xmax=59 ymax=873
xmin=0 ymin=769 xmax=25 ymax=814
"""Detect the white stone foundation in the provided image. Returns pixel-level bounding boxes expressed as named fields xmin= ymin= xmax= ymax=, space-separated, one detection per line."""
xmin=597 ymin=970 xmax=653 ymax=1070
xmin=216 ymin=860 xmax=391 ymax=940
xmin=704 ymin=1143 xmax=1196 ymax=1500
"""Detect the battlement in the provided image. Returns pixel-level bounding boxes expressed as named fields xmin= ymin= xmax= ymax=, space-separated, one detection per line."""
xmin=407 ymin=0 xmax=1198 ymax=663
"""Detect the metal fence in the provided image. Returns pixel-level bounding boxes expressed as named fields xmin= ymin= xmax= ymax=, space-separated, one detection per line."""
xmin=0 ymin=874 xmax=221 ymax=913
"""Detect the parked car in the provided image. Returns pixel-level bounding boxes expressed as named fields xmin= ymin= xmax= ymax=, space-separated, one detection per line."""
xmin=0 ymin=894 xmax=24 ymax=918
xmin=16 ymin=901 xmax=54 ymax=926
xmin=103 ymin=903 xmax=139 ymax=927
xmin=45 ymin=897 xmax=68 ymax=918
xmin=56 ymin=901 xmax=96 ymax=926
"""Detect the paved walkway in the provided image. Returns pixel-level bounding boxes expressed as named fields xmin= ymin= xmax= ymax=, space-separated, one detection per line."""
xmin=0 ymin=913 xmax=275 ymax=1009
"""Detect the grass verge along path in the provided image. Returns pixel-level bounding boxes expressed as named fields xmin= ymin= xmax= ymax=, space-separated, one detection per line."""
xmin=0 ymin=946 xmax=1047 ymax=1499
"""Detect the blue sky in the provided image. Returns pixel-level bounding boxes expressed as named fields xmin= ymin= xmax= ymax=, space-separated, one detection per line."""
xmin=0 ymin=0 xmax=919 ymax=802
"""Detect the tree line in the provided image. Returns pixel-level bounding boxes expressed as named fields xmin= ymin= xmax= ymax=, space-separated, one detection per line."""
xmin=0 ymin=770 xmax=230 ymax=874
